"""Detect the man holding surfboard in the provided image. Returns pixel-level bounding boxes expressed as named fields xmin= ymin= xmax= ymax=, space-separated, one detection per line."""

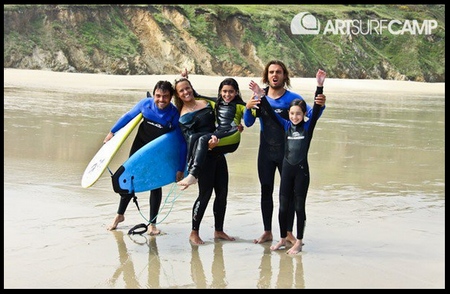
xmin=243 ymin=60 xmax=326 ymax=245
xmin=105 ymin=80 xmax=187 ymax=235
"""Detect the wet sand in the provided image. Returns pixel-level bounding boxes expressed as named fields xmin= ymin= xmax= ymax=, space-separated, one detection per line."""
xmin=4 ymin=69 xmax=445 ymax=289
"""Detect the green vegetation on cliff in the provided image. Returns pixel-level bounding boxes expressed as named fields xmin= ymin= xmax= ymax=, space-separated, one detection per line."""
xmin=3 ymin=4 xmax=445 ymax=82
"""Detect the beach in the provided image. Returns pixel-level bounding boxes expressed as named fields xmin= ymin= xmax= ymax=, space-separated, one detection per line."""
xmin=4 ymin=69 xmax=445 ymax=289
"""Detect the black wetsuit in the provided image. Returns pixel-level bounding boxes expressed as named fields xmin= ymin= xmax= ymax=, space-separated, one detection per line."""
xmin=183 ymin=97 xmax=246 ymax=178
xmin=179 ymin=103 xmax=229 ymax=232
xmin=244 ymin=88 xmax=322 ymax=233
xmin=260 ymin=87 xmax=323 ymax=240
xmin=213 ymin=97 xmax=246 ymax=154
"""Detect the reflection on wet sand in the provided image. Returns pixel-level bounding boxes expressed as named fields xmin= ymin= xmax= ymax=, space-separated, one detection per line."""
xmin=257 ymin=245 xmax=305 ymax=289
xmin=147 ymin=236 xmax=161 ymax=288
xmin=257 ymin=246 xmax=272 ymax=288
xmin=109 ymin=231 xmax=140 ymax=288
xmin=190 ymin=240 xmax=228 ymax=288
xmin=110 ymin=229 xmax=307 ymax=289
xmin=110 ymin=231 xmax=230 ymax=288
xmin=211 ymin=241 xmax=227 ymax=288
xmin=110 ymin=231 xmax=163 ymax=289
xmin=190 ymin=244 xmax=207 ymax=288
xmin=275 ymin=250 xmax=305 ymax=289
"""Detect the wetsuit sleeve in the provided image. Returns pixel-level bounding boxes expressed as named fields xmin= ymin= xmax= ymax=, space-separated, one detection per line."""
xmin=110 ymin=99 xmax=144 ymax=133
xmin=259 ymin=95 xmax=287 ymax=129
xmin=236 ymin=104 xmax=246 ymax=125
xmin=305 ymin=86 xmax=325 ymax=119
xmin=243 ymin=108 xmax=257 ymax=127
xmin=306 ymin=100 xmax=323 ymax=141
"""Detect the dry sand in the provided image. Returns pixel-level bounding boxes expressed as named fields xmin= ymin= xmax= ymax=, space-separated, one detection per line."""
xmin=4 ymin=68 xmax=444 ymax=96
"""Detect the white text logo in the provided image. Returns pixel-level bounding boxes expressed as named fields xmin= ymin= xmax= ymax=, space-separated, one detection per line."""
xmin=291 ymin=12 xmax=438 ymax=35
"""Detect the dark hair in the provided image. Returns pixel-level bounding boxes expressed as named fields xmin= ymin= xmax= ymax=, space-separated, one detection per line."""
xmin=290 ymin=99 xmax=306 ymax=113
xmin=262 ymin=60 xmax=291 ymax=89
xmin=153 ymin=80 xmax=174 ymax=97
xmin=217 ymin=78 xmax=245 ymax=105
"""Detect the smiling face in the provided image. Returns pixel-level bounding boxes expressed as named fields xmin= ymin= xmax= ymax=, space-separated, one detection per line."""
xmin=289 ymin=105 xmax=305 ymax=125
xmin=153 ymin=88 xmax=172 ymax=110
xmin=175 ymin=80 xmax=195 ymax=102
xmin=220 ymin=85 xmax=237 ymax=103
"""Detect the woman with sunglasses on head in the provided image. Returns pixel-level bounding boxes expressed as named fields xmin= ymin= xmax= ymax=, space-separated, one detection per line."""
xmin=173 ymin=73 xmax=242 ymax=245
xmin=176 ymin=74 xmax=246 ymax=191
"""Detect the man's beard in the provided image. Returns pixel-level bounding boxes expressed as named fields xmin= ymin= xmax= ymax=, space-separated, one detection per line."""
xmin=269 ymin=81 xmax=285 ymax=90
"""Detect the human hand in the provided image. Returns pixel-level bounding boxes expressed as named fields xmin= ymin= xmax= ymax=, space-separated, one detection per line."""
xmin=249 ymin=80 xmax=264 ymax=97
xmin=208 ymin=135 xmax=219 ymax=149
xmin=316 ymin=69 xmax=326 ymax=87
xmin=315 ymin=94 xmax=326 ymax=106
xmin=246 ymin=96 xmax=260 ymax=110
xmin=181 ymin=68 xmax=188 ymax=79
xmin=103 ymin=132 xmax=114 ymax=144
xmin=237 ymin=123 xmax=244 ymax=133
xmin=176 ymin=171 xmax=184 ymax=182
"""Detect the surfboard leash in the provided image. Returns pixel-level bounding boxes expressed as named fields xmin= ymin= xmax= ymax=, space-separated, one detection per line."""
xmin=153 ymin=182 xmax=183 ymax=224
xmin=127 ymin=196 xmax=148 ymax=235
xmin=127 ymin=183 xmax=184 ymax=235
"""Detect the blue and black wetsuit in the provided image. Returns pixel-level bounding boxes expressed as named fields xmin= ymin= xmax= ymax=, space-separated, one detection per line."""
xmin=243 ymin=88 xmax=324 ymax=233
xmin=112 ymin=97 xmax=186 ymax=225
xmin=179 ymin=103 xmax=229 ymax=232
xmin=259 ymin=87 xmax=323 ymax=240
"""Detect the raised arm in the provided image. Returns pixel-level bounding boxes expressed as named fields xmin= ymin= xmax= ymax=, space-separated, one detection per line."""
xmin=315 ymin=69 xmax=326 ymax=106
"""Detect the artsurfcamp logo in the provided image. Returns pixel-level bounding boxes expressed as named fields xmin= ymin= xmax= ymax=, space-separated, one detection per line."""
xmin=290 ymin=12 xmax=320 ymax=35
xmin=290 ymin=12 xmax=438 ymax=35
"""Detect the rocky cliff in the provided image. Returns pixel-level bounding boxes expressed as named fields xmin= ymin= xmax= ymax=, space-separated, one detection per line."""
xmin=3 ymin=5 xmax=446 ymax=82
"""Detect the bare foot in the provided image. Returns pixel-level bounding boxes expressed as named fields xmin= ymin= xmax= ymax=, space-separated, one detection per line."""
xmin=253 ymin=231 xmax=273 ymax=244
xmin=107 ymin=214 xmax=124 ymax=231
xmin=287 ymin=239 xmax=303 ymax=254
xmin=286 ymin=231 xmax=297 ymax=244
xmin=270 ymin=238 xmax=287 ymax=251
xmin=148 ymin=224 xmax=161 ymax=236
xmin=189 ymin=230 xmax=204 ymax=245
xmin=214 ymin=231 xmax=236 ymax=241
xmin=177 ymin=174 xmax=198 ymax=191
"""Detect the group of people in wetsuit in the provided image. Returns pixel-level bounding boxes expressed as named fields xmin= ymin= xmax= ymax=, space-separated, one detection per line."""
xmin=104 ymin=60 xmax=327 ymax=254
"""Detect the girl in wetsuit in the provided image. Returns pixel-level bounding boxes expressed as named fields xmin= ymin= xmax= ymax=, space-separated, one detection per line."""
xmin=244 ymin=61 xmax=326 ymax=244
xmin=249 ymin=69 xmax=326 ymax=254
xmin=173 ymin=77 xmax=236 ymax=245
xmin=177 ymin=77 xmax=246 ymax=190
xmin=105 ymin=81 xmax=187 ymax=235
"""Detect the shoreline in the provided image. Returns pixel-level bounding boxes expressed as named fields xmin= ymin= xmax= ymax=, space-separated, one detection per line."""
xmin=4 ymin=68 xmax=445 ymax=95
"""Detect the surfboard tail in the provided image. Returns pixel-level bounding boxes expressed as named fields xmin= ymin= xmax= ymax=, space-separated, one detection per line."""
xmin=111 ymin=166 xmax=131 ymax=194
